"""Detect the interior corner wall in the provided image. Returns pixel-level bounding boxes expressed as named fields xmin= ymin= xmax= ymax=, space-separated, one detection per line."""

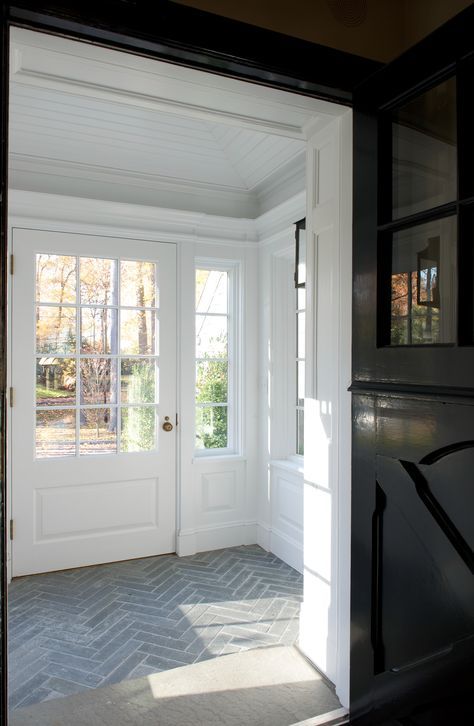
xmin=256 ymin=194 xmax=306 ymax=573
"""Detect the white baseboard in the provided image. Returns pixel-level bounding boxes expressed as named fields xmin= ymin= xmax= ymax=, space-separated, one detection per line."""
xmin=257 ymin=522 xmax=271 ymax=551
xmin=257 ymin=522 xmax=303 ymax=573
xmin=177 ymin=521 xmax=257 ymax=557
xmin=271 ymin=528 xmax=303 ymax=573
xmin=176 ymin=530 xmax=198 ymax=557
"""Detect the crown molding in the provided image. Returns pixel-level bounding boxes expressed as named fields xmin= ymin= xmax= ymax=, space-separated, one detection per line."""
xmin=254 ymin=152 xmax=305 ymax=215
xmin=256 ymin=191 xmax=306 ymax=243
xmin=9 ymin=153 xmax=258 ymax=219
xmin=8 ymin=190 xmax=259 ymax=246
xmin=8 ymin=188 xmax=306 ymax=248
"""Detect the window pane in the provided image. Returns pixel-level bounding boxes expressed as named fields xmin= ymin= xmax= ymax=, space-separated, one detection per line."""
xmin=80 ymin=257 xmax=117 ymax=306
xmin=36 ymin=254 xmax=76 ymax=304
xmin=121 ymin=359 xmax=157 ymax=404
xmin=120 ymin=309 xmax=158 ymax=355
xmin=196 ymin=360 xmax=228 ymax=403
xmin=390 ymin=216 xmax=456 ymax=345
xmin=80 ymin=359 xmax=117 ymax=404
xmin=81 ymin=308 xmax=117 ymax=354
xmin=120 ymin=260 xmax=157 ymax=308
xmin=121 ymin=407 xmax=156 ymax=452
xmin=297 ymin=228 xmax=306 ymax=286
xmin=297 ymin=311 xmax=305 ymax=359
xmin=36 ymin=409 xmax=76 ymax=458
xmin=80 ymin=408 xmax=116 ymax=455
xmin=196 ymin=269 xmax=228 ymax=313
xmin=297 ymin=409 xmax=304 ymax=456
xmin=196 ymin=314 xmax=227 ymax=357
xmin=392 ymin=78 xmax=456 ymax=219
xmin=297 ymin=361 xmax=305 ymax=406
xmin=297 ymin=288 xmax=306 ymax=310
xmin=195 ymin=406 xmax=228 ymax=449
xmin=36 ymin=358 xmax=76 ymax=406
xmin=36 ymin=306 xmax=76 ymax=354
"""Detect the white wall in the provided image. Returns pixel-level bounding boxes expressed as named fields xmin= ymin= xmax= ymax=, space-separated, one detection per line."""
xmin=256 ymin=193 xmax=306 ymax=574
xmin=8 ymin=191 xmax=259 ymax=565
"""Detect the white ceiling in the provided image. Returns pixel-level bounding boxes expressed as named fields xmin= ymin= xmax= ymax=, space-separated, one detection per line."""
xmin=8 ymin=29 xmax=339 ymax=218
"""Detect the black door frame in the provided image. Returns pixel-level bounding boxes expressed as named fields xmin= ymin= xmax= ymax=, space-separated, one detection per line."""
xmin=0 ymin=2 xmax=380 ymax=722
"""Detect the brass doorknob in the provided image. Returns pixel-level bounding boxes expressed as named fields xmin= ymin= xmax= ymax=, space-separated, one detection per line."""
xmin=162 ymin=416 xmax=173 ymax=432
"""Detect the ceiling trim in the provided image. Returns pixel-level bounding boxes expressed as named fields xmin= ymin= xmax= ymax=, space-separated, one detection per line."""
xmin=8 ymin=189 xmax=306 ymax=247
xmin=9 ymin=153 xmax=259 ymax=218
xmin=8 ymin=189 xmax=259 ymax=246
xmin=10 ymin=28 xmax=340 ymax=140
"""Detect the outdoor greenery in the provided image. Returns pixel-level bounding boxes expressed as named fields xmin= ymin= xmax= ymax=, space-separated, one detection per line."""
xmin=35 ymin=253 xmax=158 ymax=457
xmin=195 ymin=268 xmax=229 ymax=450
xmin=121 ymin=361 xmax=155 ymax=451
xmin=196 ymin=357 xmax=228 ymax=449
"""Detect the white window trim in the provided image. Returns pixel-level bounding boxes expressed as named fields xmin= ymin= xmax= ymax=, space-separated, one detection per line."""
xmin=271 ymin=245 xmax=304 ymax=462
xmin=194 ymin=258 xmax=241 ymax=457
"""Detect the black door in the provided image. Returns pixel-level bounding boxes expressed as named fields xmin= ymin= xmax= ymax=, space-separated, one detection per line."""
xmin=351 ymin=7 xmax=474 ymax=725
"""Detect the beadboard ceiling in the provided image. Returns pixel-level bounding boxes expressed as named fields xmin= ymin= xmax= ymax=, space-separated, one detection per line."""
xmin=8 ymin=29 xmax=339 ymax=218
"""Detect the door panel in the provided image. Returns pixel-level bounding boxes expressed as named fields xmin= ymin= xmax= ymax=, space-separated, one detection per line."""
xmin=352 ymin=7 xmax=474 ymax=725
xmin=10 ymin=229 xmax=177 ymax=575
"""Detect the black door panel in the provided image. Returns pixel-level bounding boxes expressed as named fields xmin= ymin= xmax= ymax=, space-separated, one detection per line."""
xmin=352 ymin=7 xmax=474 ymax=723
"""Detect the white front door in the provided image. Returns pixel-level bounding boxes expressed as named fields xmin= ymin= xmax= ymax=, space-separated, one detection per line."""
xmin=10 ymin=228 xmax=177 ymax=576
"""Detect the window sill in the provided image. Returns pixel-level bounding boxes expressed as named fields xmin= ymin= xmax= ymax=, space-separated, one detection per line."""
xmin=270 ymin=458 xmax=304 ymax=475
xmin=192 ymin=453 xmax=246 ymax=464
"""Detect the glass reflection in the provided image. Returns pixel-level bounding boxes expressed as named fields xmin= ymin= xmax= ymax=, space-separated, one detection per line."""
xmin=121 ymin=359 xmax=157 ymax=404
xmin=390 ymin=216 xmax=456 ymax=345
xmin=121 ymin=407 xmax=156 ymax=452
xmin=196 ymin=270 xmax=228 ymax=313
xmin=392 ymin=77 xmax=456 ymax=219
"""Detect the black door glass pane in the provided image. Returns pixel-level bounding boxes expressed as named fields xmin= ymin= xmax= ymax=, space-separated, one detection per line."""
xmin=392 ymin=77 xmax=456 ymax=219
xmin=390 ymin=216 xmax=456 ymax=345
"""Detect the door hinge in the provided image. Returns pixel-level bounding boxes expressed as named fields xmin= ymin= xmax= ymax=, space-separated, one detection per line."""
xmin=9 ymin=387 xmax=13 ymax=407
xmin=176 ymin=413 xmax=179 ymax=427
xmin=9 ymin=519 xmax=13 ymax=540
xmin=9 ymin=253 xmax=13 ymax=275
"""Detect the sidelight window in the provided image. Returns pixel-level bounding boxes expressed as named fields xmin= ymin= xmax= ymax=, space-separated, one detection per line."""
xmin=195 ymin=264 xmax=238 ymax=453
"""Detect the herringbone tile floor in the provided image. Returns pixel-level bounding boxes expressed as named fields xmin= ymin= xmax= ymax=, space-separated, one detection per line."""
xmin=8 ymin=546 xmax=303 ymax=711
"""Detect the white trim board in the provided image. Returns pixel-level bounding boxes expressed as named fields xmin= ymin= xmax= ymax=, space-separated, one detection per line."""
xmin=10 ymin=28 xmax=340 ymax=139
xmin=8 ymin=189 xmax=306 ymax=247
